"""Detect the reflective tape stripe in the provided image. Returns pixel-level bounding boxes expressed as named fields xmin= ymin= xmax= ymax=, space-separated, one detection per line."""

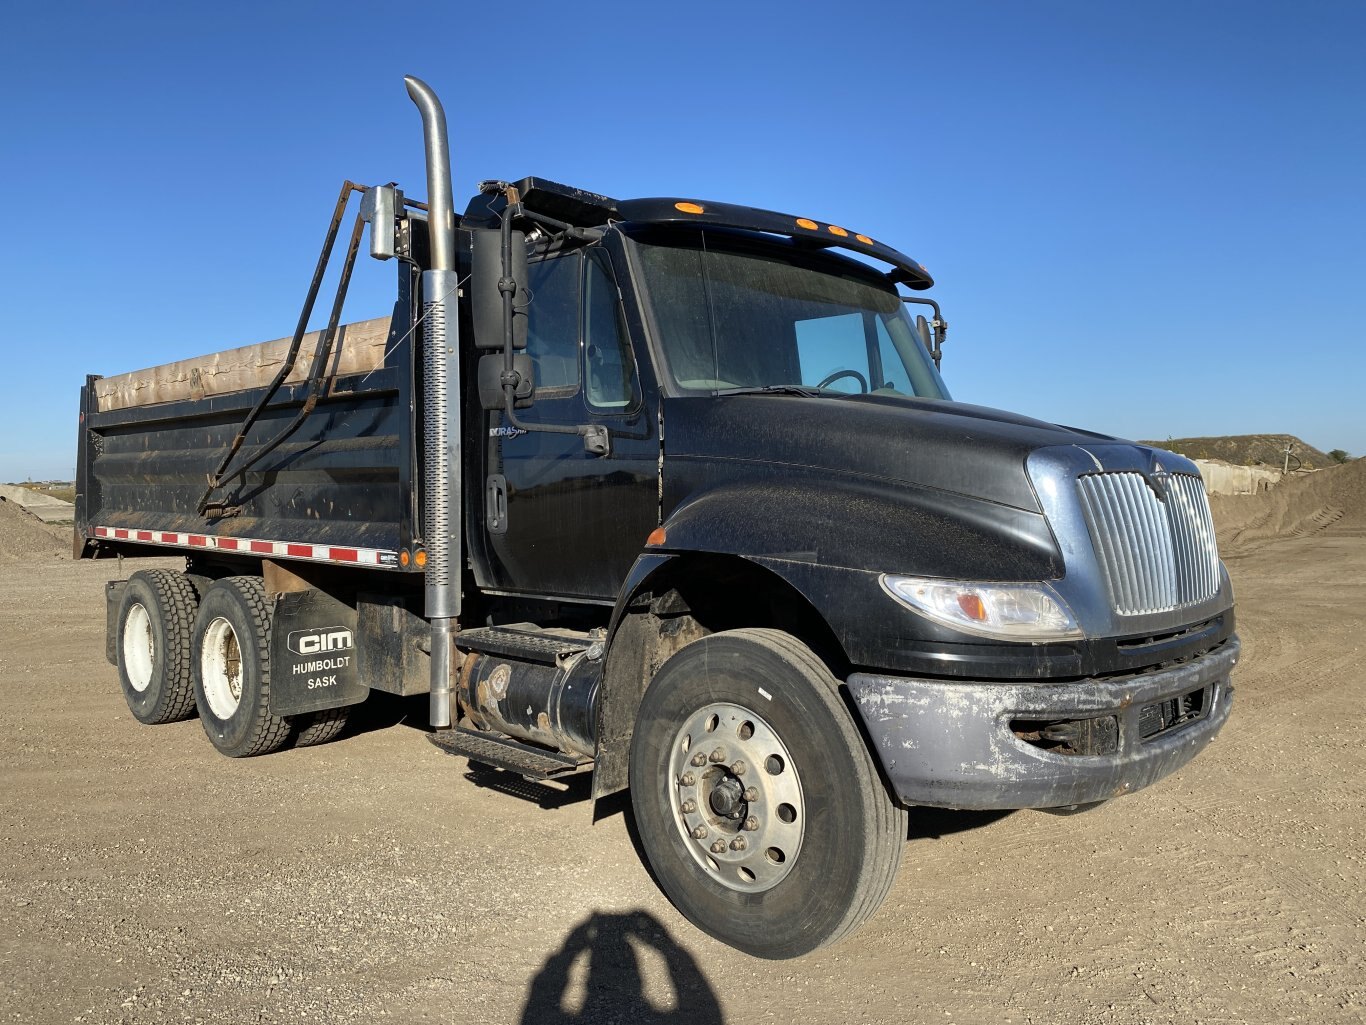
xmin=92 ymin=526 xmax=397 ymax=568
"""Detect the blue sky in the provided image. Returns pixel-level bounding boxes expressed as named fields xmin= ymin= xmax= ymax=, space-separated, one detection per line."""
xmin=1 ymin=0 xmax=1362 ymax=481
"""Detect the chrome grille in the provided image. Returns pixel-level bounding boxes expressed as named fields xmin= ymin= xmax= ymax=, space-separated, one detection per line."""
xmin=1076 ymin=472 xmax=1220 ymax=616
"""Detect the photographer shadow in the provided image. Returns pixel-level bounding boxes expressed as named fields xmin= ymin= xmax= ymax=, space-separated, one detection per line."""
xmin=520 ymin=910 xmax=724 ymax=1025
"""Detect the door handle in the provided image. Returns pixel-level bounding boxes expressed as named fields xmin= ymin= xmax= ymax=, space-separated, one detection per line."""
xmin=486 ymin=474 xmax=508 ymax=535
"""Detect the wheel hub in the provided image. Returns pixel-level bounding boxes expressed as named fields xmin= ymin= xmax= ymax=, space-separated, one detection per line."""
xmin=200 ymin=616 xmax=244 ymax=720
xmin=668 ymin=701 xmax=804 ymax=893
xmin=709 ymin=776 xmax=745 ymax=818
xmin=122 ymin=602 xmax=155 ymax=693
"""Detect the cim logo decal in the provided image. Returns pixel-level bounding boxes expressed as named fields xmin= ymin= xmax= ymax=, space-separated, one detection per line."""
xmin=287 ymin=627 xmax=354 ymax=656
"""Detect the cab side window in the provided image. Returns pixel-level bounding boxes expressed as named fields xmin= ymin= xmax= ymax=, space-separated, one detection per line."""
xmin=521 ymin=248 xmax=639 ymax=414
xmin=524 ymin=254 xmax=581 ymax=396
xmin=583 ymin=250 xmax=638 ymax=410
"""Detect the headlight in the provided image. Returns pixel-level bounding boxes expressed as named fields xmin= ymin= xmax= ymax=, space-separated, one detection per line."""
xmin=880 ymin=575 xmax=1083 ymax=641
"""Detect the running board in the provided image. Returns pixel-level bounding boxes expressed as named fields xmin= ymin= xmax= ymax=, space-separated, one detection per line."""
xmin=455 ymin=624 xmax=593 ymax=665
xmin=428 ymin=726 xmax=592 ymax=779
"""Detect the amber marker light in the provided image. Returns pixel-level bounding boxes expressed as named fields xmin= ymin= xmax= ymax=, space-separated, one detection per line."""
xmin=828 ymin=225 xmax=849 ymax=237
xmin=675 ymin=202 xmax=705 ymax=214
xmin=399 ymin=549 xmax=411 ymax=568
xmin=855 ymin=234 xmax=873 ymax=245
xmin=646 ymin=526 xmax=668 ymax=547
xmin=414 ymin=549 xmax=428 ymax=568
xmin=795 ymin=218 xmax=819 ymax=230
xmin=957 ymin=593 xmax=987 ymax=621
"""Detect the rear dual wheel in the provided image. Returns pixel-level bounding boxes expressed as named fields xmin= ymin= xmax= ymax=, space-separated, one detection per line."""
xmin=292 ymin=707 xmax=350 ymax=747
xmin=115 ymin=570 xmax=199 ymax=724
xmin=629 ymin=629 xmax=908 ymax=959
xmin=192 ymin=576 xmax=291 ymax=758
xmin=116 ymin=571 xmax=349 ymax=753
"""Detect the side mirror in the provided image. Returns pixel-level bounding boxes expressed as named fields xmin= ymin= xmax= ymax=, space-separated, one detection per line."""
xmin=478 ymin=353 xmax=534 ymax=410
xmin=361 ymin=185 xmax=404 ymax=261
xmin=915 ymin=314 xmax=932 ymax=352
xmin=471 ymin=228 xmax=528 ymax=350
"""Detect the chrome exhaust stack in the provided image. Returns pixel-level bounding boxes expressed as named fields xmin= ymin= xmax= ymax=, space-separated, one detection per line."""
xmin=405 ymin=75 xmax=459 ymax=729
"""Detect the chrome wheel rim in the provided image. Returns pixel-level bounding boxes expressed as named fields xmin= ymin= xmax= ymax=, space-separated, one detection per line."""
xmin=123 ymin=603 xmax=154 ymax=693
xmin=668 ymin=701 xmax=805 ymax=893
xmin=200 ymin=617 xmax=243 ymax=719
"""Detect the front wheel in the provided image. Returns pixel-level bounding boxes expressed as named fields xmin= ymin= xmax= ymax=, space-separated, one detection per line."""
xmin=629 ymin=629 xmax=908 ymax=959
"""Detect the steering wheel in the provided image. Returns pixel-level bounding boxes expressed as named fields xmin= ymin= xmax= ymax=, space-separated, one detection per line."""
xmin=816 ymin=369 xmax=869 ymax=393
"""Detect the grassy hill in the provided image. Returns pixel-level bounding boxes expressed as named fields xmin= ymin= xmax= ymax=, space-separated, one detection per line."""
xmin=1140 ymin=434 xmax=1334 ymax=470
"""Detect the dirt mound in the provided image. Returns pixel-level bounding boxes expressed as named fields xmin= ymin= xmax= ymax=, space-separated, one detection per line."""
xmin=1143 ymin=433 xmax=1335 ymax=470
xmin=1211 ymin=458 xmax=1366 ymax=554
xmin=0 ymin=495 xmax=72 ymax=562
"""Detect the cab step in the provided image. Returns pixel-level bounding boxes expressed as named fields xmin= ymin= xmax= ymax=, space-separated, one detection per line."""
xmin=427 ymin=726 xmax=591 ymax=779
xmin=455 ymin=624 xmax=595 ymax=665
xmin=456 ymin=623 xmax=595 ymax=669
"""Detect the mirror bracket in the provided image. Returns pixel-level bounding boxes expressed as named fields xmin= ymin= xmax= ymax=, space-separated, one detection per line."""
xmin=902 ymin=296 xmax=949 ymax=369
xmin=582 ymin=425 xmax=610 ymax=457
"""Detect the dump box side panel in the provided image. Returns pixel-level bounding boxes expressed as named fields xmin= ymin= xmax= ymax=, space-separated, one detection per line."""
xmin=78 ymin=309 xmax=418 ymax=567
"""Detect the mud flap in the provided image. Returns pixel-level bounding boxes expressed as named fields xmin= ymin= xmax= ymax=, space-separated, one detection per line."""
xmin=105 ymin=580 xmax=127 ymax=666
xmin=269 ymin=589 xmax=369 ymax=716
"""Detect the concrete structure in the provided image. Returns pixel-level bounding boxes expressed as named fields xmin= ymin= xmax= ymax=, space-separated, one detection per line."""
xmin=1193 ymin=459 xmax=1283 ymax=496
xmin=0 ymin=484 xmax=75 ymax=523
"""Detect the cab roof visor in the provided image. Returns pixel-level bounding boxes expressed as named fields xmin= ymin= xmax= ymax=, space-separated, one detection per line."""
xmin=615 ymin=197 xmax=934 ymax=289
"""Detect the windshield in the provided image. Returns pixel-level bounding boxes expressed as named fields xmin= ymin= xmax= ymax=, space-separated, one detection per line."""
xmin=629 ymin=230 xmax=950 ymax=399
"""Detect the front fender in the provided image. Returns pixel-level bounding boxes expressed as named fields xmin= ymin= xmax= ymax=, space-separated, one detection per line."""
xmin=606 ymin=473 xmax=1087 ymax=687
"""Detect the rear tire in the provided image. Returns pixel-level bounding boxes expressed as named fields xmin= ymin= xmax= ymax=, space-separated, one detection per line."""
xmin=115 ymin=570 xmax=199 ymax=725
xmin=192 ymin=576 xmax=290 ymax=758
xmin=629 ymin=628 xmax=908 ymax=959
xmin=290 ymin=708 xmax=350 ymax=748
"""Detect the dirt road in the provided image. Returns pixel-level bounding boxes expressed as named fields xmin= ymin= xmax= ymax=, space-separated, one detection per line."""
xmin=2 ymin=491 xmax=1363 ymax=1024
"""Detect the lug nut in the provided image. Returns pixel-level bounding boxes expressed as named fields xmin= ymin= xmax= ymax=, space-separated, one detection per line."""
xmin=692 ymin=825 xmax=708 ymax=840
xmin=691 ymin=752 xmax=707 ymax=767
xmin=681 ymin=799 xmax=697 ymax=814
xmin=710 ymin=839 xmax=727 ymax=854
xmin=743 ymin=787 xmax=759 ymax=802
xmin=679 ymin=772 xmax=695 ymax=787
xmin=709 ymin=748 xmax=727 ymax=763
xmin=743 ymin=816 xmax=759 ymax=831
xmin=730 ymin=836 xmax=747 ymax=851
xmin=730 ymin=760 xmax=747 ymax=775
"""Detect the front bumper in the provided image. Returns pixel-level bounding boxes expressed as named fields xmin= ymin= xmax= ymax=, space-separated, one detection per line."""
xmin=846 ymin=637 xmax=1238 ymax=810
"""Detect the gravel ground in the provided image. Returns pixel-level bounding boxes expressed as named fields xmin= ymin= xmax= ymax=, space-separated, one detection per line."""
xmin=1 ymin=501 xmax=1363 ymax=1024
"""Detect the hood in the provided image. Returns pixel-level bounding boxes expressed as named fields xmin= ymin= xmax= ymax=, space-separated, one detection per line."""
xmin=664 ymin=392 xmax=1122 ymax=513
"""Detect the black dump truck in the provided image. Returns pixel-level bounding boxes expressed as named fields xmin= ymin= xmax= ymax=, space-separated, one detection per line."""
xmin=76 ymin=77 xmax=1237 ymax=959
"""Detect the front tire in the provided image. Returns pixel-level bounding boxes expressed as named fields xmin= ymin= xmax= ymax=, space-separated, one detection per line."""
xmin=629 ymin=629 xmax=908 ymax=959
xmin=115 ymin=570 xmax=199 ymax=724
xmin=192 ymin=577 xmax=290 ymax=758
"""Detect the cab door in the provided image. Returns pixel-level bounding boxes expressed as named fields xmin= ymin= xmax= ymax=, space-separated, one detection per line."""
xmin=481 ymin=247 xmax=657 ymax=600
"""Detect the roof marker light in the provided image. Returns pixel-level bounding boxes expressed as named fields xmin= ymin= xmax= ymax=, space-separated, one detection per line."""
xmin=795 ymin=218 xmax=818 ymax=230
xmin=675 ymin=202 xmax=705 ymax=214
xmin=855 ymin=234 xmax=873 ymax=245
xmin=828 ymin=225 xmax=849 ymax=237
